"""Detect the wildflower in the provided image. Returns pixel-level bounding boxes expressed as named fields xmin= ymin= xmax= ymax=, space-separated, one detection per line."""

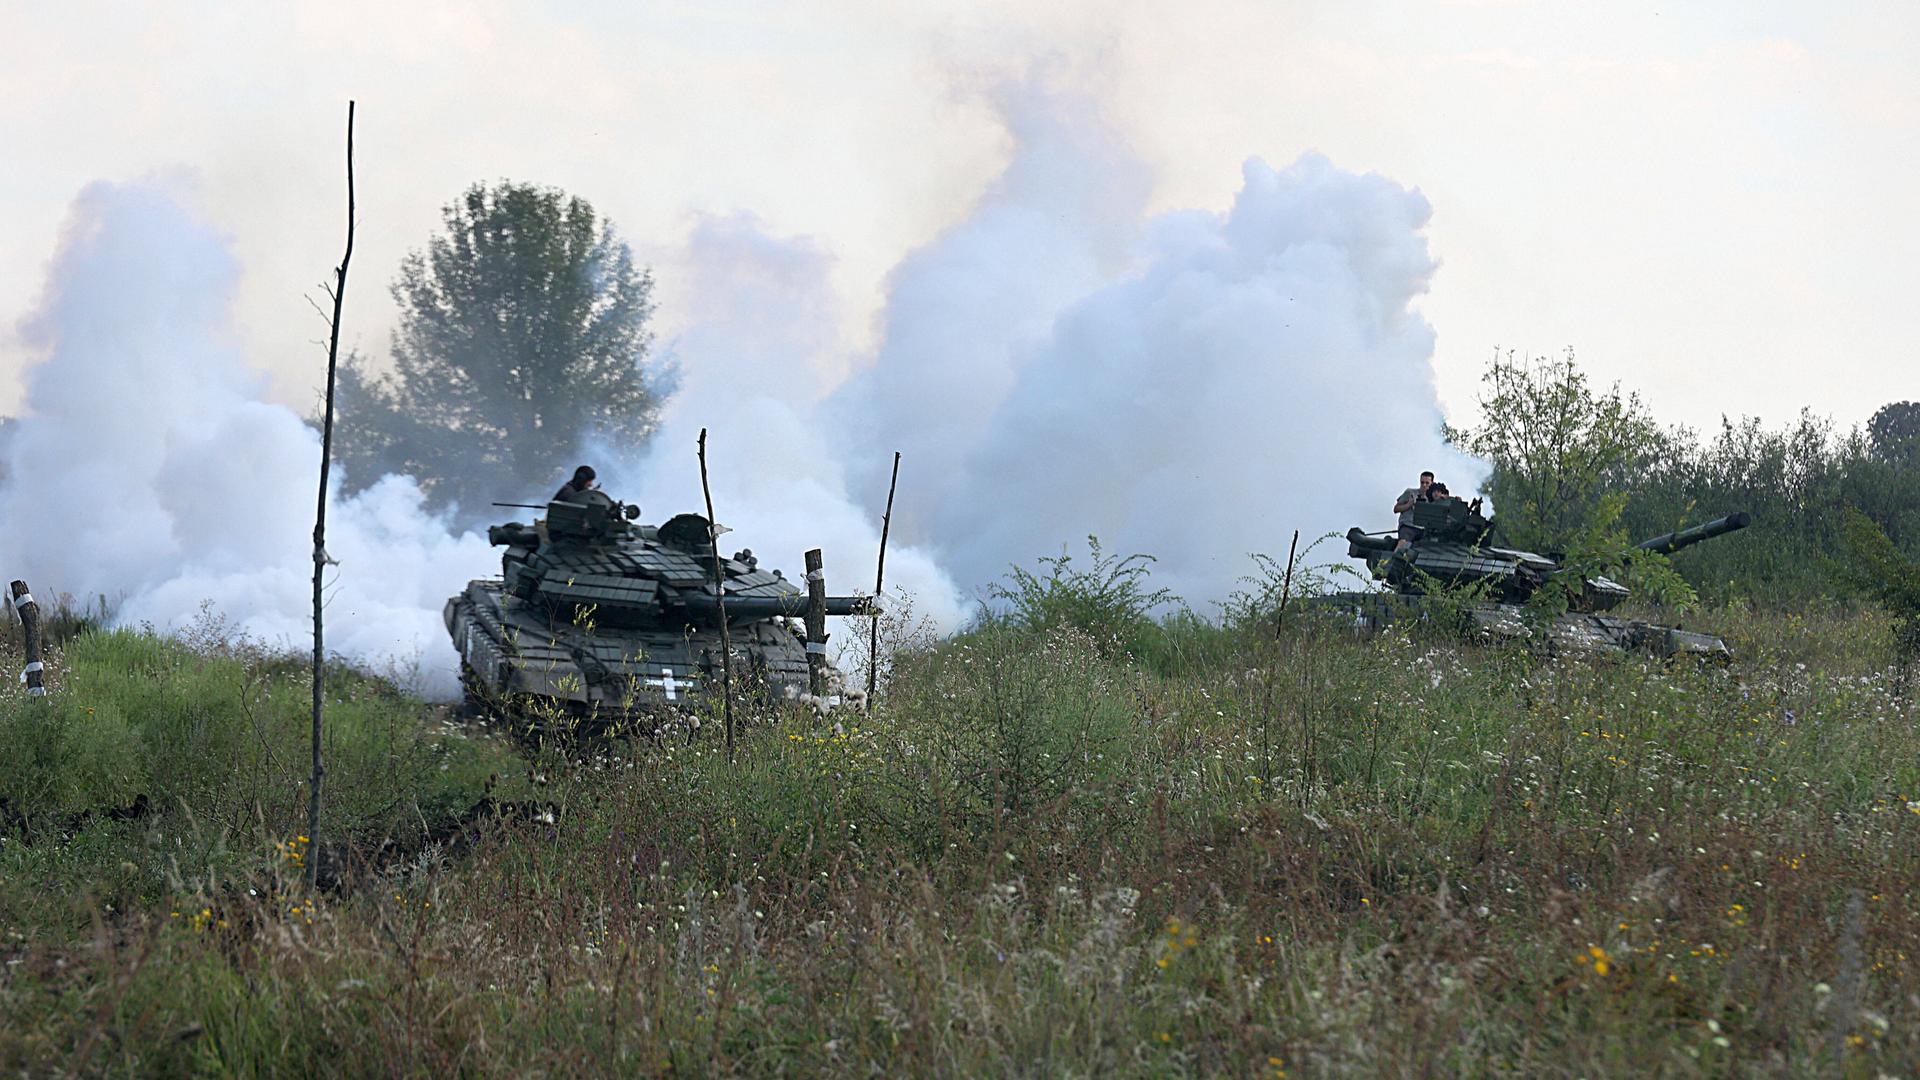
xmin=1577 ymin=944 xmax=1612 ymax=977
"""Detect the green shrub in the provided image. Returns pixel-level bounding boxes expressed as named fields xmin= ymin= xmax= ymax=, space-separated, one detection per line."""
xmin=866 ymin=624 xmax=1141 ymax=855
xmin=986 ymin=535 xmax=1174 ymax=658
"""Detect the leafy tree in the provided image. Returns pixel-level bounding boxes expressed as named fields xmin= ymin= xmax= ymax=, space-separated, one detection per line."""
xmin=337 ymin=182 xmax=665 ymax=520
xmin=1835 ymin=508 xmax=1920 ymax=680
xmin=1444 ymin=349 xmax=1694 ymax=617
xmin=1868 ymin=400 xmax=1920 ymax=466
xmin=1444 ymin=349 xmax=1662 ymax=552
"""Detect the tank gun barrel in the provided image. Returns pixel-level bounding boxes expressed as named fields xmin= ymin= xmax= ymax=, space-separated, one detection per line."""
xmin=678 ymin=592 xmax=876 ymax=619
xmin=1346 ymin=527 xmax=1399 ymax=555
xmin=1635 ymin=511 xmax=1752 ymax=556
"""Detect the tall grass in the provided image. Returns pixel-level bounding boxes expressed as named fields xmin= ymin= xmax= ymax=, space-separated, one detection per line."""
xmin=2 ymin=591 xmax=1917 ymax=1075
xmin=0 ymin=626 xmax=521 ymax=934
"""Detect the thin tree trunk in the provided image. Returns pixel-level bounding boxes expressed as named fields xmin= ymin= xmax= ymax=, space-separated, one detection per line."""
xmin=1275 ymin=529 xmax=1299 ymax=639
xmin=867 ymin=451 xmax=900 ymax=708
xmin=697 ymin=428 xmax=735 ymax=760
xmin=311 ymin=101 xmax=356 ymax=886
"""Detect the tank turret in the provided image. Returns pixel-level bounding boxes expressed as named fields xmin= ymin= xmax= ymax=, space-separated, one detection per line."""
xmin=1325 ymin=496 xmax=1753 ymax=658
xmin=446 ymin=489 xmax=873 ymax=729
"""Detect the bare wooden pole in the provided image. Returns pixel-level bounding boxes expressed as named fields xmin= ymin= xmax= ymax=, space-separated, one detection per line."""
xmin=803 ymin=549 xmax=829 ymax=696
xmin=866 ymin=451 xmax=900 ymax=708
xmin=697 ymin=428 xmax=735 ymax=759
xmin=310 ymin=101 xmax=356 ymax=885
xmin=1275 ymin=529 xmax=1299 ymax=640
xmin=10 ymin=581 xmax=43 ymax=699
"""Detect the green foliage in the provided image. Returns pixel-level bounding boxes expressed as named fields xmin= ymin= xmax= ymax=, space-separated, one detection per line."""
xmin=1868 ymin=400 xmax=1920 ymax=466
xmin=1524 ymin=492 xmax=1698 ymax=618
xmin=336 ymin=181 xmax=667 ymax=522
xmin=1402 ymin=563 xmax=1502 ymax=641
xmin=1444 ymin=348 xmax=1662 ymax=551
xmin=5 ymin=607 xmax=1920 ymax=1075
xmin=1617 ymin=411 xmax=1920 ymax=602
xmin=868 ymin=625 xmax=1139 ymax=853
xmin=0 ymin=628 xmax=519 ymax=929
xmin=986 ymin=535 xmax=1174 ymax=657
xmin=1835 ymin=508 xmax=1920 ymax=662
xmin=1221 ymin=533 xmax=1358 ymax=634
xmin=1452 ymin=347 xmax=1920 ymax=603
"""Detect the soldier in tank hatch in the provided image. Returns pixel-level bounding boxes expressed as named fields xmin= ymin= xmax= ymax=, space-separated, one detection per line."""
xmin=554 ymin=465 xmax=597 ymax=502
xmin=1393 ymin=470 xmax=1435 ymax=550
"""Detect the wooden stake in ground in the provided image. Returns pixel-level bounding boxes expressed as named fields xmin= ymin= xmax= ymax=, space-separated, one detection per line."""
xmin=696 ymin=428 xmax=736 ymax=759
xmin=310 ymin=101 xmax=357 ymax=885
xmin=1275 ymin=529 xmax=1300 ymax=639
xmin=10 ymin=581 xmax=44 ymax=699
xmin=803 ymin=548 xmax=829 ymax=697
xmin=866 ymin=451 xmax=900 ymax=708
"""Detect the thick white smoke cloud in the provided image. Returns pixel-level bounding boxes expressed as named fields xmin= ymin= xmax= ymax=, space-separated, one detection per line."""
xmin=937 ymin=153 xmax=1477 ymax=600
xmin=0 ymin=180 xmax=495 ymax=696
xmin=830 ymin=85 xmax=1153 ymax=538
xmin=831 ymin=101 xmax=1480 ymax=607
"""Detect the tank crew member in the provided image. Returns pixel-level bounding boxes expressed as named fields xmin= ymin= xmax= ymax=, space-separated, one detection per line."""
xmin=1393 ymin=471 xmax=1435 ymax=550
xmin=555 ymin=465 xmax=598 ymax=502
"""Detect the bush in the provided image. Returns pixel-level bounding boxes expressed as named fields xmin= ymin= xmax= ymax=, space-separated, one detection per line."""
xmin=986 ymin=535 xmax=1175 ymax=658
xmin=866 ymin=624 xmax=1141 ymax=855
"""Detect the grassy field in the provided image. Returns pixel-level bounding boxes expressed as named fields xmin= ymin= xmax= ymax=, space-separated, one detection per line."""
xmin=0 ymin=597 xmax=1916 ymax=1076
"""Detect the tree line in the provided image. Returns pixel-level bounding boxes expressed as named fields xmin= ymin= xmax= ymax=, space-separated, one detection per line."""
xmin=1448 ymin=349 xmax=1920 ymax=610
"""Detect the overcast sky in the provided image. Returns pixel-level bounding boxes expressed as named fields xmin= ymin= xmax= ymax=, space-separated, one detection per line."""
xmin=5 ymin=0 xmax=1915 ymax=436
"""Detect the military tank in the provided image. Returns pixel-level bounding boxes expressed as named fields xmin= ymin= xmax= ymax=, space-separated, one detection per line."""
xmin=1323 ymin=496 xmax=1750 ymax=657
xmin=446 ymin=489 xmax=871 ymax=731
